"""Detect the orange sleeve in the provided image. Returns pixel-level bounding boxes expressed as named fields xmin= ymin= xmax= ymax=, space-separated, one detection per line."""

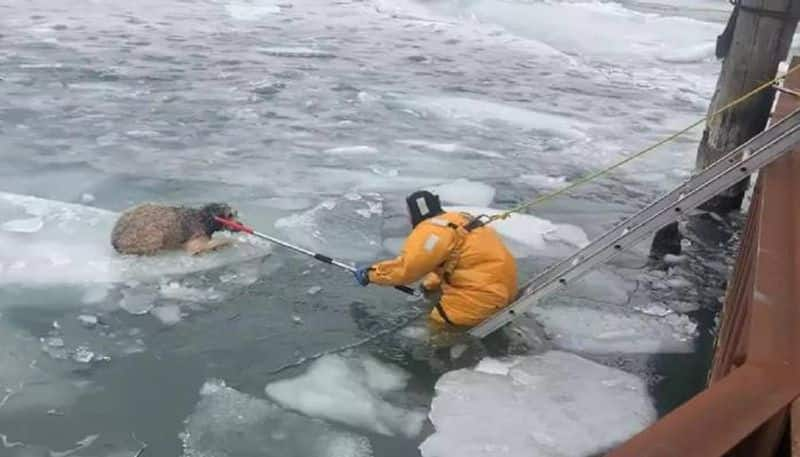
xmin=368 ymin=223 xmax=453 ymax=286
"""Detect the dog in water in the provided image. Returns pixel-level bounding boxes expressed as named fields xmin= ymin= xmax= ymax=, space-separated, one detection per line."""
xmin=111 ymin=202 xmax=238 ymax=256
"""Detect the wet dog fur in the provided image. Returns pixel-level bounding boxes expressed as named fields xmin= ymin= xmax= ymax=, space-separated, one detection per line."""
xmin=111 ymin=202 xmax=238 ymax=256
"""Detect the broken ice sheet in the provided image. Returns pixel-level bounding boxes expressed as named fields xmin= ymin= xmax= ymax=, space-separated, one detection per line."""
xmin=420 ymin=351 xmax=656 ymax=457
xmin=264 ymin=354 xmax=425 ymax=438
xmin=181 ymin=379 xmax=373 ymax=457
xmin=307 ymin=286 xmax=322 ymax=295
xmin=159 ymin=281 xmax=222 ymax=302
xmin=72 ymin=346 xmax=95 ymax=363
xmin=151 ymin=305 xmax=183 ymax=326
xmin=77 ymin=314 xmax=99 ymax=328
xmin=119 ymin=287 xmax=156 ymax=315
xmin=2 ymin=217 xmax=44 ymax=233
xmin=533 ymin=305 xmax=697 ymax=354
xmin=0 ymin=191 xmax=272 ymax=286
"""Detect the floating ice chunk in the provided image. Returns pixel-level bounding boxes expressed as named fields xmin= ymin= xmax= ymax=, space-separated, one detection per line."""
xmin=72 ymin=346 xmax=95 ymax=364
xmin=264 ymin=354 xmax=425 ymax=438
xmin=218 ymin=260 xmax=263 ymax=286
xmin=2 ymin=217 xmax=44 ymax=233
xmin=80 ymin=193 xmax=96 ymax=204
xmin=275 ymin=196 xmax=383 ymax=262
xmin=159 ymin=282 xmax=221 ymax=302
xmin=77 ymin=315 xmax=99 ymax=328
xmin=360 ymin=356 xmax=411 ymax=392
xmin=307 ymin=286 xmax=322 ymax=295
xmin=291 ymin=314 xmax=303 ymax=325
xmin=569 ymin=269 xmax=637 ymax=305
xmin=0 ymin=192 xmax=271 ymax=286
xmin=666 ymin=299 xmax=701 ymax=314
xmin=226 ymin=1 xmax=280 ymax=20
xmin=324 ymin=146 xmax=379 ymax=155
xmin=445 ymin=206 xmax=589 ymax=256
xmin=666 ymin=277 xmax=692 ymax=289
xmin=474 ymin=357 xmax=520 ymax=376
xmin=533 ymin=305 xmax=697 ymax=354
xmin=119 ymin=287 xmax=156 ymax=315
xmin=398 ymin=325 xmax=429 ymax=341
xmin=634 ymin=303 xmax=674 ymax=318
xmin=518 ymin=174 xmax=568 ymax=191
xmin=427 ymin=179 xmax=496 ymax=206
xmin=261 ymin=47 xmax=336 ymax=58
xmin=401 ymin=97 xmax=587 ymax=140
xmin=42 ymin=337 xmax=65 ymax=348
xmin=182 ymin=379 xmax=373 ymax=457
xmin=420 ymin=351 xmax=656 ymax=457
xmin=450 ymin=344 xmax=467 ymax=360
xmin=2 ymin=319 xmax=85 ymax=414
xmin=151 ymin=305 xmax=182 ymax=326
xmin=81 ymin=285 xmax=110 ymax=304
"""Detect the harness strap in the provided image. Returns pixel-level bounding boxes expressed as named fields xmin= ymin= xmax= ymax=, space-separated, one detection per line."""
xmin=427 ymin=212 xmax=489 ymax=327
xmin=434 ymin=301 xmax=456 ymax=326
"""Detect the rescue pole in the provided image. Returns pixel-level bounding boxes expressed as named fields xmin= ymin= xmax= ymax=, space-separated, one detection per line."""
xmin=214 ymin=216 xmax=419 ymax=297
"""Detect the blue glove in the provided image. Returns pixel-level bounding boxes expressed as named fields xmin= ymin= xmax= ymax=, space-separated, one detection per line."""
xmin=354 ymin=266 xmax=371 ymax=286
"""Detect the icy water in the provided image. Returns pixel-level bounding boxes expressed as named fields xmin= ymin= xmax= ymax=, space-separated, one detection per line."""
xmin=0 ymin=0 xmax=780 ymax=456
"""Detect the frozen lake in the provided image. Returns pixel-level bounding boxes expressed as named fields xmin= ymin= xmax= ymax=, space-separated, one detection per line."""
xmin=0 ymin=0 xmax=764 ymax=455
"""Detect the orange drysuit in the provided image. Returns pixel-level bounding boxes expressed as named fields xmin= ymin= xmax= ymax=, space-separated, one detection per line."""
xmin=368 ymin=211 xmax=518 ymax=327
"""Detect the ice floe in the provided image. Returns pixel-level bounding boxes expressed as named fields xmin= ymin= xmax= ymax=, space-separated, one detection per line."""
xmin=533 ymin=305 xmax=698 ymax=354
xmin=420 ymin=351 xmax=656 ymax=457
xmin=0 ymin=192 xmax=272 ymax=286
xmin=264 ymin=354 xmax=426 ymax=438
xmin=181 ymin=379 xmax=373 ymax=457
xmin=427 ymin=179 xmax=496 ymax=207
xmin=445 ymin=205 xmax=589 ymax=257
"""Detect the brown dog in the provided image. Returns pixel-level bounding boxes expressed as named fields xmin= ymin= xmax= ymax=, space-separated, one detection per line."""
xmin=111 ymin=202 xmax=238 ymax=256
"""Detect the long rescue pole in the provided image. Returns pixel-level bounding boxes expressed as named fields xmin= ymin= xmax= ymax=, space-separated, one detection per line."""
xmin=214 ymin=216 xmax=419 ymax=297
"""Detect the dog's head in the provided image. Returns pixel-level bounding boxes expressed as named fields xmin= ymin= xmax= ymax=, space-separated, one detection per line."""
xmin=200 ymin=203 xmax=238 ymax=234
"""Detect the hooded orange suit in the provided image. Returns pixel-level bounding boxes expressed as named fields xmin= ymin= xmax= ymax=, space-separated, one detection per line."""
xmin=368 ymin=211 xmax=518 ymax=327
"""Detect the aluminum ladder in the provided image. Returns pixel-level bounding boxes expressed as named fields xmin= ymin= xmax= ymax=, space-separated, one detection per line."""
xmin=469 ymin=105 xmax=800 ymax=338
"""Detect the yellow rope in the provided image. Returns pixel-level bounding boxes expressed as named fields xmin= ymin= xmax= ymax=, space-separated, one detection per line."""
xmin=487 ymin=62 xmax=800 ymax=223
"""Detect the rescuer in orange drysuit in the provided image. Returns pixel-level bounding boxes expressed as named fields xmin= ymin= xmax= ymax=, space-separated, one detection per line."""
xmin=354 ymin=190 xmax=518 ymax=328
